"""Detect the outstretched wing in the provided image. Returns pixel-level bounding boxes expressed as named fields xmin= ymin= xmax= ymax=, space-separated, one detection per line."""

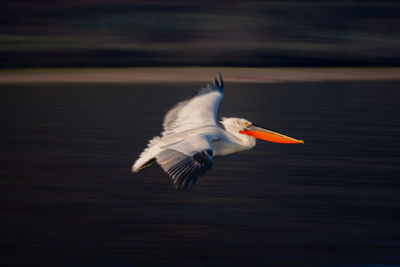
xmin=156 ymin=133 xmax=214 ymax=189
xmin=156 ymin=148 xmax=213 ymax=190
xmin=162 ymin=74 xmax=224 ymax=136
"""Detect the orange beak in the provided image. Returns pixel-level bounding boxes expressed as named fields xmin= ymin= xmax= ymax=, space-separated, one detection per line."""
xmin=239 ymin=124 xmax=304 ymax=144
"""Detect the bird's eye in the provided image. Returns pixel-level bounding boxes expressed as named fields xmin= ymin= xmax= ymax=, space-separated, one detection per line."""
xmin=243 ymin=121 xmax=249 ymax=126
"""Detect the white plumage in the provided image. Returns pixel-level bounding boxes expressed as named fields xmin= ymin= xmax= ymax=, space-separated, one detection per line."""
xmin=132 ymin=74 xmax=303 ymax=189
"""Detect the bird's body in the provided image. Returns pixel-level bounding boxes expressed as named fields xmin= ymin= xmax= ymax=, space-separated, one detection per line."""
xmin=132 ymin=74 xmax=303 ymax=189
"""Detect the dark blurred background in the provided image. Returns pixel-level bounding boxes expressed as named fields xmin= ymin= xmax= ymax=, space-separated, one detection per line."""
xmin=2 ymin=1 xmax=400 ymax=266
xmin=1 ymin=0 xmax=400 ymax=68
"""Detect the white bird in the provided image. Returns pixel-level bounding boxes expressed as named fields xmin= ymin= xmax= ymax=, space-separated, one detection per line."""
xmin=132 ymin=74 xmax=304 ymax=189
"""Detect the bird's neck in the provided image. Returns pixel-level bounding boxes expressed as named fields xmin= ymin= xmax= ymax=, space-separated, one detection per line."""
xmin=228 ymin=131 xmax=256 ymax=149
xmin=222 ymin=124 xmax=256 ymax=150
xmin=212 ymin=132 xmax=255 ymax=157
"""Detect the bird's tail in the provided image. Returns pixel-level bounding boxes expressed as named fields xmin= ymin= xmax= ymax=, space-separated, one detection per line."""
xmin=132 ymin=136 xmax=161 ymax=173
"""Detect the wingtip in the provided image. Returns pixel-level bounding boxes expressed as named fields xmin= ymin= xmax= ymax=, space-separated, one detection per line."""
xmin=219 ymin=72 xmax=224 ymax=90
xmin=213 ymin=73 xmax=224 ymax=91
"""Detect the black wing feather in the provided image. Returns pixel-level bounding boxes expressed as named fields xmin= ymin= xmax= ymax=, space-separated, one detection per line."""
xmin=156 ymin=149 xmax=213 ymax=189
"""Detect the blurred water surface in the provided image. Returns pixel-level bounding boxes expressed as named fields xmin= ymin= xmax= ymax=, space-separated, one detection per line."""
xmin=1 ymin=81 xmax=400 ymax=266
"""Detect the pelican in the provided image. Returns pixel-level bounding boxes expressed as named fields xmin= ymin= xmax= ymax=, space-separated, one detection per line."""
xmin=132 ymin=74 xmax=304 ymax=189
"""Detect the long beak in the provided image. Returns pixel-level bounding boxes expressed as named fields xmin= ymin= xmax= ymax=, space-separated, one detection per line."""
xmin=239 ymin=124 xmax=304 ymax=144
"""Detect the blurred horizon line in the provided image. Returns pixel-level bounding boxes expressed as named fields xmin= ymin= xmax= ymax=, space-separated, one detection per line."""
xmin=1 ymin=66 xmax=400 ymax=84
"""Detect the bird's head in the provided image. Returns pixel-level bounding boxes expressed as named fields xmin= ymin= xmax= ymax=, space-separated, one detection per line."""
xmin=221 ymin=117 xmax=304 ymax=144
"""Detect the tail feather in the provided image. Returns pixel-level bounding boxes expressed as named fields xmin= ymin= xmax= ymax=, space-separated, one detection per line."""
xmin=132 ymin=136 xmax=161 ymax=172
xmin=133 ymin=158 xmax=156 ymax=173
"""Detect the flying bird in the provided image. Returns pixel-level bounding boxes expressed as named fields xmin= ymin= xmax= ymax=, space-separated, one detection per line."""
xmin=132 ymin=74 xmax=303 ymax=189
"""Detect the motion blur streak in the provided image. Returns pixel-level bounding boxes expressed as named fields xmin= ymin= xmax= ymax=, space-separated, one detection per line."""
xmin=0 ymin=1 xmax=399 ymax=68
